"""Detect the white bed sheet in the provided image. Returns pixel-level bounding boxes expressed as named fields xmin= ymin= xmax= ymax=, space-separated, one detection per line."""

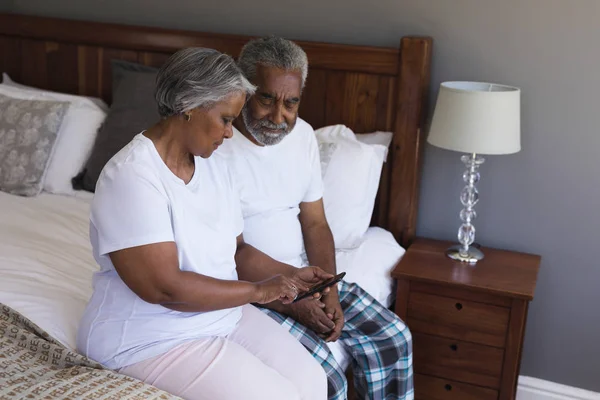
xmin=0 ymin=191 xmax=97 ymax=350
xmin=0 ymin=191 xmax=405 ymax=371
xmin=326 ymin=227 xmax=406 ymax=370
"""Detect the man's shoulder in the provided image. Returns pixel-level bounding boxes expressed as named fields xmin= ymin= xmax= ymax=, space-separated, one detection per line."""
xmin=293 ymin=117 xmax=316 ymax=139
xmin=287 ymin=117 xmax=317 ymax=146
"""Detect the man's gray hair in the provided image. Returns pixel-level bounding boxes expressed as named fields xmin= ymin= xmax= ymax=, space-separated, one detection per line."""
xmin=155 ymin=47 xmax=256 ymax=118
xmin=237 ymin=36 xmax=308 ymax=88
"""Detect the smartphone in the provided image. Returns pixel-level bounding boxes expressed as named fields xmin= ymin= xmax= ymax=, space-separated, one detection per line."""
xmin=293 ymin=272 xmax=346 ymax=303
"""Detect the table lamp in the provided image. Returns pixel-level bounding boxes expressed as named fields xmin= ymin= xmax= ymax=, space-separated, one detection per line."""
xmin=427 ymin=81 xmax=521 ymax=263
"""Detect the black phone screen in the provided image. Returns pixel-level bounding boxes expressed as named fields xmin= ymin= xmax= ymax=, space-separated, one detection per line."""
xmin=293 ymin=272 xmax=346 ymax=303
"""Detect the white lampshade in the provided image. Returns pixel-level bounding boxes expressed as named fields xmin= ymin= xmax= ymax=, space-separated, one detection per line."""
xmin=427 ymin=81 xmax=521 ymax=155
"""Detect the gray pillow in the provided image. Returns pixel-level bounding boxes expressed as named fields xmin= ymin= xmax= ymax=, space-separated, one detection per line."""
xmin=73 ymin=60 xmax=160 ymax=192
xmin=0 ymin=94 xmax=69 ymax=196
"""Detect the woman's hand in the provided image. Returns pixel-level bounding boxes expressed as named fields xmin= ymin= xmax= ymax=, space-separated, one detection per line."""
xmin=253 ymin=274 xmax=310 ymax=305
xmin=289 ymin=266 xmax=334 ymax=299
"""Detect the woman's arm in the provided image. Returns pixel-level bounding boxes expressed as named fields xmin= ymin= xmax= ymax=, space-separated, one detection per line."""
xmin=235 ymin=235 xmax=334 ymax=314
xmin=109 ymin=239 xmax=304 ymax=312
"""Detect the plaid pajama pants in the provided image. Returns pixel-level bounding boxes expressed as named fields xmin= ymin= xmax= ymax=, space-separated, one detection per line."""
xmin=260 ymin=280 xmax=414 ymax=400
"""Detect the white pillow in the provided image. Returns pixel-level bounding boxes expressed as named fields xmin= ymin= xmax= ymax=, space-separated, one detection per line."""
xmin=315 ymin=124 xmax=388 ymax=250
xmin=2 ymin=72 xmax=108 ymax=112
xmin=0 ymin=78 xmax=107 ymax=196
xmin=356 ymin=130 xmax=393 ymax=161
xmin=334 ymin=226 xmax=405 ymax=307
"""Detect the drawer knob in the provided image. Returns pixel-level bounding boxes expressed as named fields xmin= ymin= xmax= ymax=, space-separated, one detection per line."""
xmin=455 ymin=302 xmax=463 ymax=310
xmin=450 ymin=344 xmax=458 ymax=351
xmin=445 ymin=384 xmax=453 ymax=391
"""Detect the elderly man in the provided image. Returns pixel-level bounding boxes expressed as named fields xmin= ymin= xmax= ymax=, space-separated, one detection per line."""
xmin=219 ymin=36 xmax=413 ymax=400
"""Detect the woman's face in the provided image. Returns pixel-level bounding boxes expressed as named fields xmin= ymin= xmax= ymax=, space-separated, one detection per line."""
xmin=185 ymin=92 xmax=246 ymax=158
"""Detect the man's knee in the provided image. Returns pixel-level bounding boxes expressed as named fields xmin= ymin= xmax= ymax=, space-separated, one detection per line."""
xmin=398 ymin=315 xmax=412 ymax=342
xmin=390 ymin=314 xmax=413 ymax=360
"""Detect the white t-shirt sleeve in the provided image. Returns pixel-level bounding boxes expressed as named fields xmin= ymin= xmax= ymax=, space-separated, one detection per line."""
xmin=302 ymin=131 xmax=324 ymax=203
xmin=91 ymin=163 xmax=174 ymax=256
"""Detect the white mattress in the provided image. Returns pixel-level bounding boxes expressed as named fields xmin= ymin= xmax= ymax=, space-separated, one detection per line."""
xmin=0 ymin=191 xmax=404 ymax=371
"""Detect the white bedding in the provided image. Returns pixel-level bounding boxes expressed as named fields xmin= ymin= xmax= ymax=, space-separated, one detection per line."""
xmin=0 ymin=191 xmax=97 ymax=349
xmin=0 ymin=191 xmax=403 ymax=370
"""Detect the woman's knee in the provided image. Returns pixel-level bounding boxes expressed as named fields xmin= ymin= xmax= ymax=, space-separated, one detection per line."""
xmin=296 ymin=355 xmax=328 ymax=400
xmin=264 ymin=375 xmax=302 ymax=400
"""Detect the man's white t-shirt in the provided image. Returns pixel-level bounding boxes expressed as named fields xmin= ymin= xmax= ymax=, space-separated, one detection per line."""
xmin=218 ymin=118 xmax=323 ymax=267
xmin=76 ymin=133 xmax=244 ymax=370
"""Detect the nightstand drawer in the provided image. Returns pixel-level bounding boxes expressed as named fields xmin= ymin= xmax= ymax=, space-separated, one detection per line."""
xmin=414 ymin=333 xmax=504 ymax=388
xmin=415 ymin=374 xmax=498 ymax=400
xmin=407 ymin=292 xmax=510 ymax=347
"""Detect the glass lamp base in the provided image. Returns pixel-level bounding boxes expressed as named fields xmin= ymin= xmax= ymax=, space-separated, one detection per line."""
xmin=445 ymin=244 xmax=484 ymax=264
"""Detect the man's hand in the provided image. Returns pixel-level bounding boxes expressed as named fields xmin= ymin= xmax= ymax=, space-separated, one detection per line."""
xmin=285 ymin=266 xmax=337 ymax=333
xmin=288 ymin=296 xmax=336 ymax=334
xmin=320 ymin=289 xmax=344 ymax=342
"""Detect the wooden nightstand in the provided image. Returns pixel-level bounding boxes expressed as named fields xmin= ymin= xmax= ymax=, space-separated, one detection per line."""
xmin=392 ymin=238 xmax=541 ymax=400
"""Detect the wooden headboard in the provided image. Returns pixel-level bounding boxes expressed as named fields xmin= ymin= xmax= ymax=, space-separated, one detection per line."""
xmin=0 ymin=13 xmax=431 ymax=248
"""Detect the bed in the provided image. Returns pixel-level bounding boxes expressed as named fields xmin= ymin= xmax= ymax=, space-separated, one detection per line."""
xmin=0 ymin=12 xmax=432 ymax=399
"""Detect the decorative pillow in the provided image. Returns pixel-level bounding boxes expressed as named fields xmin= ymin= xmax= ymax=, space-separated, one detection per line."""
xmin=73 ymin=60 xmax=159 ymax=192
xmin=0 ymin=83 xmax=107 ymax=197
xmin=0 ymin=94 xmax=69 ymax=196
xmin=315 ymin=124 xmax=388 ymax=250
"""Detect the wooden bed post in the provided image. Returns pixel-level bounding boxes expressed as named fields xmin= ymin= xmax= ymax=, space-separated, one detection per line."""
xmin=387 ymin=37 xmax=432 ymax=249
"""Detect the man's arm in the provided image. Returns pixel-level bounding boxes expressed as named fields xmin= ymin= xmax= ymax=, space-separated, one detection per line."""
xmin=299 ymin=199 xmax=344 ymax=341
xmin=299 ymin=199 xmax=337 ymax=276
xmin=235 ymin=234 xmax=297 ymax=282
xmin=235 ymin=235 xmax=333 ymax=316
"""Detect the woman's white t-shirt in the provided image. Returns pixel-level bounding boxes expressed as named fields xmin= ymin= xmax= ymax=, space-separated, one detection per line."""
xmin=76 ymin=133 xmax=244 ymax=370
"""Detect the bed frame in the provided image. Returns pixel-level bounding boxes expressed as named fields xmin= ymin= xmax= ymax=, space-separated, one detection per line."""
xmin=0 ymin=12 xmax=431 ymax=249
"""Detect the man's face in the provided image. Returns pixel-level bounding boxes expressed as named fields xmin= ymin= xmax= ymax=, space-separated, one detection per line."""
xmin=241 ymin=64 xmax=302 ymax=146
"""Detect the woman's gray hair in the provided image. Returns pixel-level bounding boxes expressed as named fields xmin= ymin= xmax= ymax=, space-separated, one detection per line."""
xmin=155 ymin=47 xmax=256 ymax=118
xmin=237 ymin=36 xmax=308 ymax=88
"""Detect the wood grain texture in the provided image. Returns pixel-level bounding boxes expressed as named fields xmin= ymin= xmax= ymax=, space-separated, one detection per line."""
xmin=0 ymin=37 xmax=21 ymax=81
xmin=77 ymin=45 xmax=101 ymax=98
xmin=393 ymin=238 xmax=541 ymax=300
xmin=410 ymin=281 xmax=511 ymax=308
xmin=394 ymin=278 xmax=410 ymax=321
xmin=415 ymin=374 xmax=498 ymax=400
xmin=19 ymin=39 xmax=47 ymax=89
xmin=408 ymin=291 xmax=510 ymax=348
xmin=324 ymin=71 xmax=346 ymax=126
xmin=499 ymin=299 xmax=528 ymax=400
xmin=0 ymin=13 xmax=399 ymax=75
xmin=371 ymin=76 xmax=396 ymax=227
xmin=298 ymin=68 xmax=327 ymax=129
xmin=46 ymin=42 xmax=79 ymax=94
xmin=387 ymin=37 xmax=432 ymax=247
xmin=414 ymin=333 xmax=504 ymax=389
xmin=138 ymin=52 xmax=171 ymax=68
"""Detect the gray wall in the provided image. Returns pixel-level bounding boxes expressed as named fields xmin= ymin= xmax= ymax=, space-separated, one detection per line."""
xmin=0 ymin=0 xmax=12 ymax=12
xmin=6 ymin=0 xmax=600 ymax=392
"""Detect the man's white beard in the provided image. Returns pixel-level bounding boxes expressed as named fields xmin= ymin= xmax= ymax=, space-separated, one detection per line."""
xmin=241 ymin=106 xmax=295 ymax=146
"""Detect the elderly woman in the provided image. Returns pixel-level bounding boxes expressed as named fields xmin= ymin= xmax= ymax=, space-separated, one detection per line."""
xmin=76 ymin=48 xmax=329 ymax=400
